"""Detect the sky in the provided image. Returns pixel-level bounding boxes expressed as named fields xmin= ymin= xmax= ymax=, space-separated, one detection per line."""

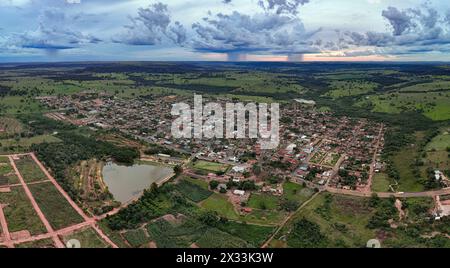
xmin=1 ymin=0 xmax=450 ymax=62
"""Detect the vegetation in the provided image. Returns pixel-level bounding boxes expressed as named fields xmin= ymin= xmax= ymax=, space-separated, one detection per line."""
xmin=28 ymin=182 xmax=84 ymax=230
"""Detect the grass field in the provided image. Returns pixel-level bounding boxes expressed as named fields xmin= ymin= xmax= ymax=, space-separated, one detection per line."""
xmin=200 ymin=193 xmax=239 ymax=220
xmin=0 ymin=160 xmax=19 ymax=185
xmin=283 ymin=182 xmax=314 ymax=205
xmin=216 ymin=221 xmax=275 ymax=246
xmin=325 ymin=80 xmax=378 ymax=99
xmin=357 ymin=91 xmax=450 ymax=121
xmin=191 ymin=160 xmax=230 ymax=174
xmin=15 ymin=238 xmax=55 ymax=248
xmin=272 ymin=193 xmax=376 ymax=248
xmin=62 ymin=227 xmax=109 ymax=248
xmin=146 ymin=217 xmax=251 ymax=248
xmin=426 ymin=131 xmax=450 ymax=151
xmin=175 ymin=179 xmax=213 ymax=203
xmin=0 ymin=117 xmax=23 ymax=138
xmin=200 ymin=192 xmax=286 ymax=226
xmin=372 ymin=173 xmax=391 ymax=192
xmin=123 ymin=228 xmax=151 ymax=247
xmin=28 ymin=182 xmax=84 ymax=230
xmin=14 ymin=155 xmax=48 ymax=183
xmin=0 ymin=135 xmax=61 ymax=152
xmin=248 ymin=193 xmax=279 ymax=210
xmin=0 ymin=186 xmax=46 ymax=235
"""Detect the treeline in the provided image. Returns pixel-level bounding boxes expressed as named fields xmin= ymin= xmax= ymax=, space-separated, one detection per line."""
xmin=31 ymin=132 xmax=139 ymax=199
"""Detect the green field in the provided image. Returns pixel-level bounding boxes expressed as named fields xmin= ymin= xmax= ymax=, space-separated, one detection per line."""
xmin=426 ymin=131 xmax=450 ymax=151
xmin=0 ymin=135 xmax=61 ymax=153
xmin=283 ymin=182 xmax=314 ymax=205
xmin=0 ymin=186 xmax=46 ymax=235
xmin=175 ymin=179 xmax=213 ymax=203
xmin=0 ymin=160 xmax=19 ymax=186
xmin=358 ymin=91 xmax=450 ymax=121
xmin=62 ymin=227 xmax=109 ymax=248
xmin=14 ymin=155 xmax=48 ymax=183
xmin=28 ymin=182 xmax=84 ymax=230
xmin=372 ymin=173 xmax=391 ymax=192
xmin=191 ymin=160 xmax=230 ymax=174
xmin=273 ymin=194 xmax=376 ymax=248
xmin=146 ymin=217 xmax=252 ymax=248
xmin=248 ymin=193 xmax=279 ymax=210
xmin=325 ymin=80 xmax=378 ymax=99
xmin=0 ymin=117 xmax=23 ymax=138
xmin=200 ymin=193 xmax=239 ymax=220
xmin=15 ymin=238 xmax=55 ymax=248
xmin=123 ymin=228 xmax=150 ymax=248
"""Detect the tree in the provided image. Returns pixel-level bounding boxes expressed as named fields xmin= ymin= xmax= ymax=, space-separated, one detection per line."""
xmin=209 ymin=180 xmax=219 ymax=190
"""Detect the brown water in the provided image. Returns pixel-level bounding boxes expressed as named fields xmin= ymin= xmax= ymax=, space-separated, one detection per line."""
xmin=102 ymin=162 xmax=174 ymax=203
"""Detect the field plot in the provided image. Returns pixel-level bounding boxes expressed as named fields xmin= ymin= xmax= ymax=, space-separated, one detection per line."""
xmin=146 ymin=217 xmax=253 ymax=248
xmin=0 ymin=117 xmax=23 ymax=138
xmin=0 ymin=157 xmax=19 ymax=186
xmin=174 ymin=179 xmax=213 ymax=203
xmin=357 ymin=91 xmax=450 ymax=121
xmin=62 ymin=227 xmax=109 ymax=248
xmin=191 ymin=160 xmax=230 ymax=174
xmin=272 ymin=194 xmax=376 ymax=248
xmin=0 ymin=135 xmax=61 ymax=153
xmin=325 ymin=80 xmax=378 ymax=99
xmin=372 ymin=173 xmax=391 ymax=192
xmin=123 ymin=228 xmax=151 ymax=248
xmin=15 ymin=238 xmax=55 ymax=248
xmin=14 ymin=155 xmax=48 ymax=183
xmin=0 ymin=186 xmax=46 ymax=235
xmin=248 ymin=194 xmax=279 ymax=210
xmin=28 ymin=182 xmax=84 ymax=230
xmin=201 ymin=193 xmax=286 ymax=226
xmin=282 ymin=182 xmax=314 ymax=205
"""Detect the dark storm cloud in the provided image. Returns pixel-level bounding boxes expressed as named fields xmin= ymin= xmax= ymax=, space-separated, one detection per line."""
xmin=114 ymin=2 xmax=187 ymax=46
xmin=10 ymin=7 xmax=101 ymax=52
xmin=191 ymin=1 xmax=319 ymax=60
xmin=344 ymin=4 xmax=450 ymax=55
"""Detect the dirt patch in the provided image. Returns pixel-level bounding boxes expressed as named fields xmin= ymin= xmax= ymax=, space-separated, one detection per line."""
xmin=148 ymin=241 xmax=157 ymax=248
xmin=395 ymin=199 xmax=406 ymax=220
xmin=333 ymin=195 xmax=371 ymax=215
xmin=190 ymin=243 xmax=199 ymax=248
xmin=0 ymin=188 xmax=11 ymax=193
xmin=10 ymin=230 xmax=31 ymax=240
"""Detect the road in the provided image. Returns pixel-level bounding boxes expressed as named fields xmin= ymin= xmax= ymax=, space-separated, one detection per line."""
xmin=0 ymin=153 xmax=118 ymax=248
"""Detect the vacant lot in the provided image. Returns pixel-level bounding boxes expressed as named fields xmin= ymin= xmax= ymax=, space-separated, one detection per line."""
xmin=28 ymin=182 xmax=84 ymax=230
xmin=15 ymin=238 xmax=55 ymax=248
xmin=200 ymin=193 xmax=239 ymax=220
xmin=272 ymin=193 xmax=376 ymax=248
xmin=0 ymin=186 xmax=46 ymax=235
xmin=14 ymin=155 xmax=48 ymax=183
xmin=146 ymin=217 xmax=251 ymax=248
xmin=62 ymin=227 xmax=109 ymax=248
xmin=175 ymin=179 xmax=213 ymax=203
xmin=283 ymin=182 xmax=314 ymax=205
xmin=0 ymin=160 xmax=19 ymax=185
xmin=248 ymin=193 xmax=279 ymax=210
xmin=191 ymin=160 xmax=229 ymax=174
xmin=372 ymin=173 xmax=391 ymax=192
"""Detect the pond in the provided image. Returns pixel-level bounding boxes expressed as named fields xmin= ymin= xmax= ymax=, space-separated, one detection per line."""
xmin=102 ymin=162 xmax=174 ymax=203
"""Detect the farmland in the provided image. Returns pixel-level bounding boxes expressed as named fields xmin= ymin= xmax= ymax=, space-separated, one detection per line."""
xmin=0 ymin=187 xmax=46 ymax=235
xmin=28 ymin=182 xmax=84 ymax=230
